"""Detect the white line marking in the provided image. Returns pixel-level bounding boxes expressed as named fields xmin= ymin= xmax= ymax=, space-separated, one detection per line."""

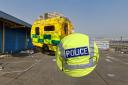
xmin=107 ymin=73 xmax=115 ymax=77
xmin=105 ymin=59 xmax=113 ymax=62
xmin=52 ymin=59 xmax=56 ymax=62
xmin=1 ymin=59 xmax=42 ymax=74
xmin=105 ymin=54 xmax=109 ymax=56
xmin=106 ymin=56 xmax=111 ymax=58
xmin=106 ymin=56 xmax=128 ymax=65
xmin=4 ymin=61 xmax=32 ymax=64
xmin=124 ymin=63 xmax=128 ymax=65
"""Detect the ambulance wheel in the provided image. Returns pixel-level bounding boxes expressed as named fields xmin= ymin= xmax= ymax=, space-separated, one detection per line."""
xmin=41 ymin=48 xmax=45 ymax=53
xmin=42 ymin=44 xmax=49 ymax=52
xmin=48 ymin=51 xmax=55 ymax=56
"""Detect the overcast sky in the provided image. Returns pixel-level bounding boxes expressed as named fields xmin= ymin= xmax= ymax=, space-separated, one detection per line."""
xmin=0 ymin=0 xmax=128 ymax=37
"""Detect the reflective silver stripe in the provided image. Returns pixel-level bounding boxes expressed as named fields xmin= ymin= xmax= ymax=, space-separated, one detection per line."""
xmin=89 ymin=38 xmax=94 ymax=57
xmin=89 ymin=38 xmax=95 ymax=67
xmin=64 ymin=61 xmax=94 ymax=70
xmin=58 ymin=42 xmax=66 ymax=59
xmin=58 ymin=37 xmax=95 ymax=70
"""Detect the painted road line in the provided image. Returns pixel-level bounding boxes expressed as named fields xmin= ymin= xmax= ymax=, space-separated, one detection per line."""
xmin=107 ymin=73 xmax=115 ymax=77
xmin=0 ymin=59 xmax=42 ymax=74
xmin=106 ymin=56 xmax=128 ymax=65
xmin=105 ymin=59 xmax=113 ymax=63
xmin=52 ymin=59 xmax=56 ymax=62
xmin=3 ymin=61 xmax=33 ymax=64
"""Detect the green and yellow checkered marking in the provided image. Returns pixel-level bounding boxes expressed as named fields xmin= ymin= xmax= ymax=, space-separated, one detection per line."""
xmin=32 ymin=34 xmax=60 ymax=46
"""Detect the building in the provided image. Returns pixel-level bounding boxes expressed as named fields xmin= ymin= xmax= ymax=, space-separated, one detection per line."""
xmin=0 ymin=11 xmax=34 ymax=53
xmin=95 ymin=40 xmax=109 ymax=50
xmin=109 ymin=40 xmax=128 ymax=53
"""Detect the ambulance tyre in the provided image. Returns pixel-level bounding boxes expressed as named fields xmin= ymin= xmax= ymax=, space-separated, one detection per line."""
xmin=48 ymin=51 xmax=55 ymax=56
xmin=42 ymin=44 xmax=49 ymax=53
xmin=41 ymin=48 xmax=45 ymax=53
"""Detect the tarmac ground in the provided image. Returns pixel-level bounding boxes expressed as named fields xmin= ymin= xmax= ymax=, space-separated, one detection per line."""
xmin=0 ymin=50 xmax=128 ymax=85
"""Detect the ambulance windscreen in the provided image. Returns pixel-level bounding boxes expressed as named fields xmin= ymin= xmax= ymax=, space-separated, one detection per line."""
xmin=44 ymin=26 xmax=55 ymax=31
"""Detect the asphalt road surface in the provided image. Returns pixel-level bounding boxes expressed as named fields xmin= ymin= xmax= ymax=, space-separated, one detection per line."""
xmin=0 ymin=50 xmax=128 ymax=85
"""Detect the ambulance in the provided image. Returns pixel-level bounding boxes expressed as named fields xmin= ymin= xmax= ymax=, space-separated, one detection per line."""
xmin=31 ymin=12 xmax=74 ymax=52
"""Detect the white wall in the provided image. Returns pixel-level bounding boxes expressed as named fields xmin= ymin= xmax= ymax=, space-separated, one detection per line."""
xmin=96 ymin=40 xmax=109 ymax=50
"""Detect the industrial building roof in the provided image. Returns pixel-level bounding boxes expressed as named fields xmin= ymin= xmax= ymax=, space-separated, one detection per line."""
xmin=0 ymin=11 xmax=31 ymax=28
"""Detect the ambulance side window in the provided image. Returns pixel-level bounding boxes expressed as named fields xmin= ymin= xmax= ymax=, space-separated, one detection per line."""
xmin=35 ymin=27 xmax=40 ymax=35
xmin=64 ymin=23 xmax=68 ymax=35
xmin=44 ymin=26 xmax=55 ymax=31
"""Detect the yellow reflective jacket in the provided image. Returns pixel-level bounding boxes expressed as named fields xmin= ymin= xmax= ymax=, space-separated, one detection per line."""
xmin=56 ymin=33 xmax=99 ymax=77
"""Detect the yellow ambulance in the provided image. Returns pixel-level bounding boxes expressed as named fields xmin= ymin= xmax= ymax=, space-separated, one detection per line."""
xmin=31 ymin=12 xmax=74 ymax=52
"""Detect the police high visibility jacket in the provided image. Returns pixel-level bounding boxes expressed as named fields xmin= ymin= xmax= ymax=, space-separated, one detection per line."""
xmin=56 ymin=33 xmax=99 ymax=77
